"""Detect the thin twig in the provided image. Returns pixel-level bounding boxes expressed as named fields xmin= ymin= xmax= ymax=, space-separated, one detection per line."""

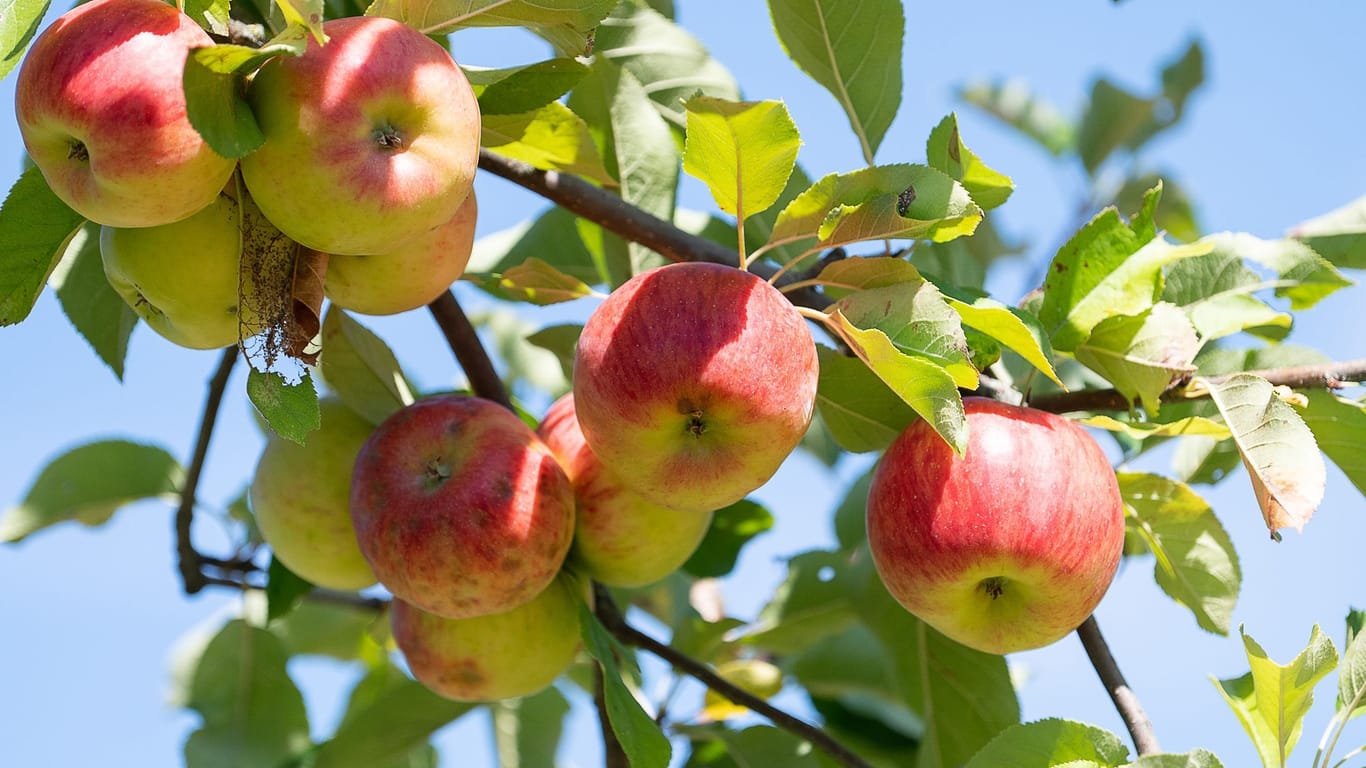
xmin=594 ymin=664 xmax=630 ymax=768
xmin=1029 ymin=357 xmax=1366 ymax=414
xmin=1076 ymin=616 xmax=1160 ymax=756
xmin=175 ymin=347 xmax=239 ymax=595
xmin=427 ymin=289 xmax=512 ymax=411
xmin=594 ymin=588 xmax=873 ymax=768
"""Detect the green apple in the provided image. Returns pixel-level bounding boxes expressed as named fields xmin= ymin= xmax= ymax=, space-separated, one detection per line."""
xmin=250 ymin=398 xmax=377 ymax=591
xmin=325 ymin=189 xmax=478 ymax=316
xmin=538 ymin=393 xmax=713 ymax=587
xmin=241 ymin=16 xmax=480 ymax=255
xmin=391 ymin=575 xmax=583 ymax=702
xmin=100 ymin=187 xmax=243 ymax=350
xmin=15 ymin=0 xmax=236 ymax=227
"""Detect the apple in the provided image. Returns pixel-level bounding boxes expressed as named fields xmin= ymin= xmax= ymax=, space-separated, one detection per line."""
xmin=391 ymin=574 xmax=583 ymax=702
xmin=324 ymin=189 xmax=478 ymax=316
xmin=100 ymin=184 xmax=243 ymax=350
xmin=350 ymin=394 xmax=575 ymax=619
xmin=573 ymin=262 xmax=819 ymax=513
xmin=15 ymin=0 xmax=236 ymax=227
xmin=866 ymin=397 xmax=1125 ymax=655
xmin=240 ymin=16 xmax=480 ymax=256
xmin=538 ymin=393 xmax=713 ymax=587
xmin=250 ymin=398 xmax=377 ymax=591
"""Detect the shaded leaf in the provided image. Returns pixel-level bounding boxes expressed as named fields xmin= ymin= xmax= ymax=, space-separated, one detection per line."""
xmin=49 ymin=223 xmax=137 ymax=379
xmin=492 ymin=686 xmax=570 ymax=768
xmin=914 ymin=217 xmax=1024 ymax=292
xmin=247 ymin=368 xmax=321 ymax=446
xmin=0 ymin=166 xmax=87 ymax=325
xmin=768 ymin=0 xmax=903 ymax=159
xmin=1161 ymin=247 xmax=1292 ymax=343
xmin=926 ymin=113 xmax=1013 ymax=210
xmin=468 ymin=58 xmax=589 ymax=115
xmin=1127 ymin=751 xmax=1224 ymax=768
xmin=742 ymin=550 xmax=858 ymax=655
xmin=313 ymin=662 xmax=474 ymax=768
xmin=814 ymin=345 xmax=915 ymax=454
xmin=701 ymin=660 xmax=784 ymax=722
xmin=525 ymin=323 xmax=583 ymax=382
xmin=959 ymin=79 xmax=1075 ymax=156
xmin=964 ymin=719 xmax=1129 ymax=768
xmin=0 ymin=440 xmax=182 ymax=542
xmin=832 ymin=469 xmax=874 ymax=551
xmin=482 ymin=102 xmax=615 ymax=187
xmin=265 ymin=556 xmax=312 ymax=623
xmin=270 ymin=599 xmax=384 ymax=661
xmin=580 ymin=604 xmax=672 ymax=768
xmin=1341 ymin=607 xmax=1366 ymax=718
xmin=318 ymin=307 xmax=414 ymax=425
xmin=683 ymin=97 xmax=800 ymax=222
xmin=1201 ymin=232 xmax=1352 ymax=310
xmin=683 ymin=499 xmax=775 ymax=579
xmin=1072 ymin=303 xmax=1199 ymax=414
xmin=1119 ymin=472 xmax=1240 ymax=635
xmin=468 ymin=206 xmax=604 ymax=287
xmin=1298 ymin=391 xmax=1366 ymax=498
xmin=1077 ymin=78 xmax=1155 ymax=174
xmin=366 ymin=0 xmax=616 ymax=55
xmin=1202 ymin=373 xmax=1325 ymax=536
xmin=1288 ymin=194 xmax=1366 ymax=270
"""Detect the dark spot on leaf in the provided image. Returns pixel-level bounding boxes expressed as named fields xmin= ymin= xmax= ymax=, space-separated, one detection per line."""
xmin=1054 ymin=262 xmax=1068 ymax=273
xmin=948 ymin=126 xmax=961 ymax=163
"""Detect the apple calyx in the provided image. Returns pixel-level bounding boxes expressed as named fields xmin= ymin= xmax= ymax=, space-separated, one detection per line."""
xmin=979 ymin=576 xmax=1007 ymax=600
xmin=68 ymin=141 xmax=89 ymax=162
xmin=374 ymin=124 xmax=404 ymax=152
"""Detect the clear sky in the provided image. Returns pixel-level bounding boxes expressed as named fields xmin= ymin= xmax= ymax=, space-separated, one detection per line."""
xmin=2 ymin=2 xmax=1364 ymax=766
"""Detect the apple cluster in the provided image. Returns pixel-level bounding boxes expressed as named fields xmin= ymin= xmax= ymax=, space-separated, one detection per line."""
xmin=16 ymin=0 xmax=481 ymax=350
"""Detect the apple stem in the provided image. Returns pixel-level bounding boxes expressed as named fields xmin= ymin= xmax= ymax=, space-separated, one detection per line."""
xmin=1076 ymin=615 xmax=1161 ymax=756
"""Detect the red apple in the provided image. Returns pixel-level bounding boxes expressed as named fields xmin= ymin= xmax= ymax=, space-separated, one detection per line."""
xmin=391 ymin=575 xmax=583 ymax=702
xmin=350 ymin=394 xmax=574 ymax=619
xmin=573 ymin=262 xmax=818 ymax=513
xmin=866 ymin=397 xmax=1125 ymax=655
xmin=538 ymin=393 xmax=714 ymax=587
xmin=240 ymin=16 xmax=479 ymax=255
xmin=15 ymin=0 xmax=237 ymax=227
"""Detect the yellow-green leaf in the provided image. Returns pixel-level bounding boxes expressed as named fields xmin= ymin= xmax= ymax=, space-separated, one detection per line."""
xmin=481 ymin=103 xmax=615 ymax=187
xmin=1072 ymin=303 xmax=1199 ymax=414
xmin=948 ymin=296 xmax=1062 ymax=387
xmin=1080 ymin=415 xmax=1230 ymax=441
xmin=926 ymin=113 xmax=1014 ymax=210
xmin=682 ymin=97 xmax=800 ymax=222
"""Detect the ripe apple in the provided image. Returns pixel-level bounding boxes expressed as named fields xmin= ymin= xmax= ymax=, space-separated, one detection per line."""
xmin=250 ymin=398 xmax=376 ymax=591
xmin=240 ymin=16 xmax=480 ymax=256
xmin=100 ymin=185 xmax=243 ymax=350
xmin=15 ymin=0 xmax=236 ymax=227
xmin=391 ymin=574 xmax=583 ymax=702
xmin=573 ymin=262 xmax=819 ymax=514
xmin=350 ymin=394 xmax=575 ymax=619
xmin=866 ymin=397 xmax=1125 ymax=655
xmin=538 ymin=393 xmax=713 ymax=587
xmin=324 ymin=189 xmax=478 ymax=316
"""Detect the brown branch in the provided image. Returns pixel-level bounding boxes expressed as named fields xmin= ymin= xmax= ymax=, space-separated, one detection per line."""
xmin=594 ymin=664 xmax=630 ymax=768
xmin=427 ymin=289 xmax=512 ymax=411
xmin=1029 ymin=357 xmax=1366 ymax=414
xmin=176 ymin=347 xmax=239 ymax=595
xmin=476 ymin=149 xmax=831 ymax=312
xmin=593 ymin=587 xmax=872 ymax=768
xmin=1077 ymin=616 xmax=1160 ymax=756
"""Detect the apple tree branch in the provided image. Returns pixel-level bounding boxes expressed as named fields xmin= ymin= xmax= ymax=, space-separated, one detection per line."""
xmin=1077 ymin=616 xmax=1160 ymax=756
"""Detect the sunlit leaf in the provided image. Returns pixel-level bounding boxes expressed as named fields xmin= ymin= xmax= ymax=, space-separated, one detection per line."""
xmin=926 ymin=113 xmax=1013 ymax=210
xmin=837 ymin=281 xmax=978 ymax=389
xmin=1081 ymin=415 xmax=1230 ymax=441
xmin=814 ymin=346 xmax=915 ymax=454
xmin=482 ymin=102 xmax=616 ymax=187
xmin=247 ymin=368 xmax=321 ymax=446
xmin=947 ymin=294 xmax=1061 ymax=387
xmin=1162 ymin=247 xmax=1292 ymax=343
xmin=468 ymin=206 xmax=604 ymax=287
xmin=0 ymin=166 xmax=86 ymax=325
xmin=1073 ymin=303 xmax=1199 ymax=414
xmin=1128 ymin=750 xmax=1224 ymax=768
xmin=0 ymin=0 xmax=50 ymax=81
xmin=366 ymin=0 xmax=616 ymax=55
xmin=701 ymin=660 xmax=784 ymax=721
xmin=1200 ymin=232 xmax=1352 ymax=310
xmin=1298 ymin=391 xmax=1366 ymax=497
xmin=492 ymin=257 xmax=595 ymax=305
xmin=683 ymin=97 xmax=800 ymax=223
xmin=683 ymin=499 xmax=774 ymax=579
xmin=963 ymin=719 xmax=1129 ymax=768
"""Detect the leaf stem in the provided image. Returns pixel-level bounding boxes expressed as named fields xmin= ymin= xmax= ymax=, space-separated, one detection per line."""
xmin=427 ymin=289 xmax=512 ymax=411
xmin=593 ymin=586 xmax=873 ymax=768
xmin=175 ymin=346 xmax=238 ymax=595
xmin=1076 ymin=615 xmax=1161 ymax=756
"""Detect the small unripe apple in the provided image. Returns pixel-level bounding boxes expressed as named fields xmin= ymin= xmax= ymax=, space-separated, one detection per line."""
xmin=250 ymin=399 xmax=376 ymax=591
xmin=866 ymin=397 xmax=1126 ymax=655
xmin=324 ymin=189 xmax=478 ymax=316
xmin=100 ymin=186 xmax=242 ymax=350
xmin=573 ymin=262 xmax=819 ymax=513
xmin=350 ymin=395 xmax=575 ymax=619
xmin=391 ymin=575 xmax=583 ymax=702
xmin=241 ymin=16 xmax=480 ymax=255
xmin=15 ymin=0 xmax=236 ymax=227
xmin=538 ymin=393 xmax=713 ymax=587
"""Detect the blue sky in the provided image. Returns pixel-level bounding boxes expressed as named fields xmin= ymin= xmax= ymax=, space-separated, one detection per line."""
xmin=2 ymin=2 xmax=1364 ymax=766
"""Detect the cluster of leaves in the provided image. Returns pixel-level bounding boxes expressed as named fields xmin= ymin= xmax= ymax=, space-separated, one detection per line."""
xmin=4 ymin=0 xmax=1366 ymax=766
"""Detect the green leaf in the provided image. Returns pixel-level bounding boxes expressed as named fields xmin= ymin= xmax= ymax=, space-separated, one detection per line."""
xmin=814 ymin=345 xmax=915 ymax=454
xmin=1341 ymin=608 xmax=1366 ymax=718
xmin=1040 ymin=206 xmax=1209 ymax=352
xmin=926 ymin=113 xmax=1014 ymax=210
xmin=1200 ymin=232 xmax=1352 ymax=311
xmin=1 ymin=0 xmax=48 ymax=81
xmin=1080 ymin=415 xmax=1230 ymax=441
xmin=525 ymin=323 xmax=583 ymax=382
xmin=580 ymin=604 xmax=672 ymax=768
xmin=1213 ymin=626 xmax=1338 ymax=768
xmin=683 ymin=97 xmax=800 ymax=223
xmin=1116 ymin=174 xmax=1201 ymax=243
xmin=814 ymin=255 xmax=923 ymax=298
xmin=704 ymin=725 xmax=827 ymax=768
xmin=829 ymin=310 xmax=968 ymax=455
xmin=49 ymin=223 xmax=136 ymax=379
xmin=313 ymin=662 xmax=474 ymax=768
xmin=745 ymin=164 xmax=814 ymax=267
xmin=682 ymin=499 xmax=775 ymax=579
xmin=468 ymin=307 xmax=568 ymax=396
xmin=770 ymin=165 xmax=981 ymax=254
xmin=594 ymin=3 xmax=739 ymax=124
xmin=701 ymin=660 xmax=785 ymax=722
xmin=1073 ymin=303 xmax=1199 ymax=414
xmin=487 ymin=257 xmax=595 ymax=305
xmin=482 ymin=102 xmax=616 ymax=187
xmin=1202 ymin=373 xmax=1325 ymax=536
xmin=468 ymin=58 xmax=589 ymax=115
xmin=270 ymin=599 xmax=384 ymax=661
xmin=1289 ymin=194 xmax=1366 ymax=270
xmin=832 ymin=469 xmax=873 ymax=551
xmin=492 ymin=686 xmax=570 ymax=768
xmin=914 ymin=217 xmax=1023 ymax=292
xmin=947 ymin=294 xmax=1061 ymax=387
xmin=184 ymin=0 xmax=231 ymax=34
xmin=742 ymin=550 xmax=858 ymax=655
xmin=767 ymin=0 xmax=903 ymax=160
xmin=1161 ymin=247 xmax=1292 ymax=343
xmin=0 ymin=165 xmax=88 ymax=325
xmin=959 ymin=79 xmax=1075 ymax=156
xmin=1 ymin=440 xmax=183 ymax=542
xmin=274 ymin=0 xmax=325 ymax=42
xmin=183 ymin=619 xmax=310 ymax=768
xmin=318 ymin=307 xmax=414 ymax=425
xmin=468 ymin=206 xmax=604 ymax=288
xmin=837 ymin=281 xmax=979 ymax=389
xmin=1076 ymin=78 xmax=1155 ymax=174
xmin=368 ymin=0 xmax=616 ymax=53
xmin=247 ymin=368 xmax=321 ymax=446
xmin=183 ymin=46 xmax=270 ymax=158
xmin=964 ymin=719 xmax=1129 ymax=768
xmin=265 ymin=556 xmax=313 ymax=623
xmin=1127 ymin=750 xmax=1224 ymax=768
xmin=1119 ymin=472 xmax=1240 ymax=635
xmin=1298 ymin=391 xmax=1366 ymax=498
